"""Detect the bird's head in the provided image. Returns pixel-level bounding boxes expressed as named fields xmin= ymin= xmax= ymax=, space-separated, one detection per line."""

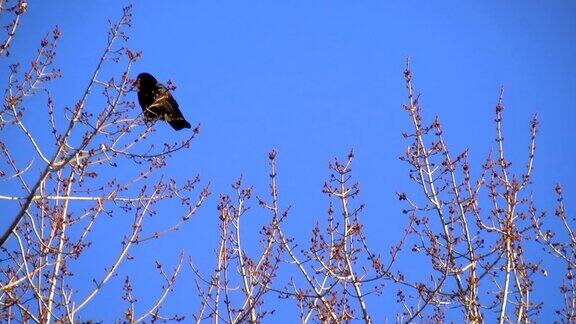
xmin=134 ymin=72 xmax=158 ymax=91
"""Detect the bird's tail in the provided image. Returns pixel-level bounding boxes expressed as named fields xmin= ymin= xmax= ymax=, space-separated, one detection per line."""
xmin=168 ymin=118 xmax=192 ymax=131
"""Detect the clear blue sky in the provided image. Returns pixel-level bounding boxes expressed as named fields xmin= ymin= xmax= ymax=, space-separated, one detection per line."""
xmin=6 ymin=1 xmax=575 ymax=321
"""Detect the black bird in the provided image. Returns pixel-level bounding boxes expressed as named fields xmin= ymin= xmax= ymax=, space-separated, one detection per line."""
xmin=135 ymin=72 xmax=191 ymax=130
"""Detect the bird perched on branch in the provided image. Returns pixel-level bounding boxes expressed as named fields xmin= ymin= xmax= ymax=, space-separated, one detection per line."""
xmin=135 ymin=72 xmax=191 ymax=131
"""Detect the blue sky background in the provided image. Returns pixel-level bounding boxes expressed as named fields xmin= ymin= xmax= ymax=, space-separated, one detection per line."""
xmin=4 ymin=1 xmax=575 ymax=321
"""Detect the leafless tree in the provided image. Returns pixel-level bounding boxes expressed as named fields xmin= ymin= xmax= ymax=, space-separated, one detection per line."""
xmin=0 ymin=4 xmax=208 ymax=322
xmin=1 ymin=2 xmax=572 ymax=323
xmin=533 ymin=184 xmax=575 ymax=322
xmin=394 ymin=61 xmax=542 ymax=323
xmin=0 ymin=0 xmax=27 ymax=57
xmin=189 ymin=61 xmax=572 ymax=323
xmin=191 ymin=172 xmax=282 ymax=323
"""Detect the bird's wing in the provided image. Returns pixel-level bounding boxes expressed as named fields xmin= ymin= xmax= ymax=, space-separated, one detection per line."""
xmin=154 ymin=84 xmax=184 ymax=117
xmin=155 ymin=83 xmax=191 ymax=130
xmin=152 ymin=84 xmax=176 ymax=111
